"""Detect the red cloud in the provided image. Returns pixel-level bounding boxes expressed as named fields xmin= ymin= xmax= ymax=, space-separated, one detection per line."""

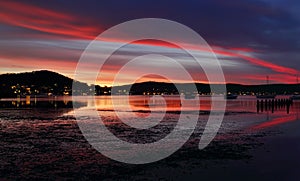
xmin=95 ymin=39 xmax=299 ymax=77
xmin=206 ymin=46 xmax=298 ymax=75
xmin=227 ymin=74 xmax=298 ymax=84
xmin=0 ymin=1 xmax=100 ymax=39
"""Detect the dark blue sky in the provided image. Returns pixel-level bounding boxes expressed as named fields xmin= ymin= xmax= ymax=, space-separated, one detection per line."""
xmin=25 ymin=0 xmax=299 ymax=50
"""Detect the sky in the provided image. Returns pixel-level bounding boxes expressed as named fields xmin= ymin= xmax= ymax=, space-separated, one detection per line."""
xmin=0 ymin=0 xmax=299 ymax=86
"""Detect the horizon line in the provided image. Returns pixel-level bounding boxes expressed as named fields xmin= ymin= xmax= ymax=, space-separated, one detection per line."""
xmin=1 ymin=69 xmax=299 ymax=87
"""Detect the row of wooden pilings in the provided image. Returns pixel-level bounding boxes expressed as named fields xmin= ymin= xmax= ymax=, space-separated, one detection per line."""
xmin=257 ymin=98 xmax=293 ymax=114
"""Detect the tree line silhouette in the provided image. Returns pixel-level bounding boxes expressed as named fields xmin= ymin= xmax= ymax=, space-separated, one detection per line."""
xmin=0 ymin=70 xmax=299 ymax=98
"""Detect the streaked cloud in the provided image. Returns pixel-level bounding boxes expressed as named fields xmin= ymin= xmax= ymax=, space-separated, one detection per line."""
xmin=0 ymin=1 xmax=100 ymax=39
xmin=0 ymin=0 xmax=299 ymax=85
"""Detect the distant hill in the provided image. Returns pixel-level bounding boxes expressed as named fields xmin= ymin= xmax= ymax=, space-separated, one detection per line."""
xmin=112 ymin=82 xmax=300 ymax=95
xmin=1 ymin=70 xmax=300 ymax=98
xmin=225 ymin=83 xmax=300 ymax=95
xmin=0 ymin=70 xmax=89 ymax=97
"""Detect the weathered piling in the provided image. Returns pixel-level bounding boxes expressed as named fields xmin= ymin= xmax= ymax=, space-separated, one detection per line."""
xmin=257 ymin=98 xmax=293 ymax=114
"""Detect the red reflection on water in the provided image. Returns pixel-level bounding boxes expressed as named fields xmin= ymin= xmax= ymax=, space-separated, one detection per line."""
xmin=129 ymin=96 xmax=151 ymax=118
xmin=128 ymin=96 xmax=214 ymax=113
xmin=92 ymin=95 xmax=263 ymax=113
xmin=252 ymin=115 xmax=297 ymax=130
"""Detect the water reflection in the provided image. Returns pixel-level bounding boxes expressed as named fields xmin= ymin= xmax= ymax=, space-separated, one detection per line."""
xmin=252 ymin=115 xmax=298 ymax=130
xmin=86 ymin=95 xmax=299 ymax=114
xmin=251 ymin=99 xmax=300 ymax=130
xmin=0 ymin=96 xmax=87 ymax=120
xmin=1 ymin=95 xmax=299 ymax=116
xmin=0 ymin=96 xmax=86 ymax=109
xmin=1 ymin=95 xmax=300 ymax=143
xmin=74 ymin=95 xmax=300 ymax=135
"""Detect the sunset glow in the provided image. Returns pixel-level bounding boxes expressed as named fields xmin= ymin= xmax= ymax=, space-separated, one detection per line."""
xmin=0 ymin=1 xmax=299 ymax=86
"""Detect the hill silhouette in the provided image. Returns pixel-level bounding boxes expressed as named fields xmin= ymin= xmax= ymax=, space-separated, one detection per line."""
xmin=0 ymin=70 xmax=89 ymax=97
xmin=1 ymin=70 xmax=300 ymax=98
xmin=112 ymin=81 xmax=300 ymax=95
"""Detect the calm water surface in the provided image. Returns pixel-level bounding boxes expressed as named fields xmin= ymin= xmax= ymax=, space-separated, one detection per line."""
xmin=1 ymin=95 xmax=300 ymax=180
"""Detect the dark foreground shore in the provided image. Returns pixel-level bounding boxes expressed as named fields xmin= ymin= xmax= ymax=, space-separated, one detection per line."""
xmin=1 ymin=98 xmax=300 ymax=180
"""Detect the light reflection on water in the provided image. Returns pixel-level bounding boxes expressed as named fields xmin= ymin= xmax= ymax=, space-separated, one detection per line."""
xmin=1 ymin=95 xmax=299 ymax=129
xmin=95 ymin=95 xmax=295 ymax=115
xmin=1 ymin=95 xmax=298 ymax=113
xmin=1 ymin=95 xmax=299 ymax=133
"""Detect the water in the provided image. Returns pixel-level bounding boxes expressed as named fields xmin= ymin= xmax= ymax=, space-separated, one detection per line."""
xmin=1 ymin=96 xmax=300 ymax=180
